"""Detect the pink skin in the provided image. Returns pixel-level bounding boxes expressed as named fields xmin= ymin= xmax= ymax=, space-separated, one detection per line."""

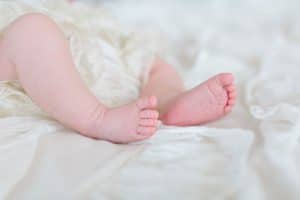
xmin=160 ymin=73 xmax=236 ymax=126
xmin=0 ymin=13 xmax=236 ymax=143
xmin=141 ymin=58 xmax=236 ymax=126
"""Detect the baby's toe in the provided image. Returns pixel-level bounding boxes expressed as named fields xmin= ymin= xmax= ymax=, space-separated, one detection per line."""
xmin=227 ymin=99 xmax=235 ymax=106
xmin=224 ymin=105 xmax=233 ymax=114
xmin=226 ymin=85 xmax=236 ymax=92
xmin=217 ymin=73 xmax=234 ymax=86
xmin=226 ymin=85 xmax=237 ymax=106
xmin=137 ymin=126 xmax=157 ymax=136
xmin=139 ymin=119 xmax=158 ymax=127
xmin=137 ymin=96 xmax=157 ymax=109
xmin=140 ymin=110 xmax=159 ymax=119
xmin=139 ymin=118 xmax=158 ymax=126
xmin=229 ymin=91 xmax=237 ymax=99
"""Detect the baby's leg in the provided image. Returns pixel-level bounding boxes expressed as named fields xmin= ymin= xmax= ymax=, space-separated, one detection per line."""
xmin=1 ymin=13 xmax=158 ymax=143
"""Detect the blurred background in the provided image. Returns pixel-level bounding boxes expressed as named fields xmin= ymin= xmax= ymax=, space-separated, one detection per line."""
xmin=1 ymin=1 xmax=300 ymax=199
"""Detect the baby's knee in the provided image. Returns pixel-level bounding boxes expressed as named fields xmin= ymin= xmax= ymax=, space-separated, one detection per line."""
xmin=4 ymin=13 xmax=61 ymax=43
xmin=13 ymin=13 xmax=56 ymax=29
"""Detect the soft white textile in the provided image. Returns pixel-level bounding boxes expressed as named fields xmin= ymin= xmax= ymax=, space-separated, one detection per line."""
xmin=0 ymin=0 xmax=300 ymax=199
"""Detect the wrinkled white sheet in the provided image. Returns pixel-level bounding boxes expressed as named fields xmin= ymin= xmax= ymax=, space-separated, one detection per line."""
xmin=0 ymin=0 xmax=300 ymax=199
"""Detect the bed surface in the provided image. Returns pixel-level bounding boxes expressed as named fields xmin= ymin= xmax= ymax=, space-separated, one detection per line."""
xmin=0 ymin=0 xmax=300 ymax=199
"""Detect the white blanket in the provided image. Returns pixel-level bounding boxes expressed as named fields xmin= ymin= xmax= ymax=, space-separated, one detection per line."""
xmin=0 ymin=0 xmax=300 ymax=199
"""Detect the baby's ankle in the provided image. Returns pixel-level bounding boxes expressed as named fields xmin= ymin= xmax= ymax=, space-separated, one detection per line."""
xmin=80 ymin=104 xmax=108 ymax=139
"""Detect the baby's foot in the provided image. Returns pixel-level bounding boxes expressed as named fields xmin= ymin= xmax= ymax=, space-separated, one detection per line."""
xmin=161 ymin=73 xmax=236 ymax=126
xmin=96 ymin=96 xmax=159 ymax=144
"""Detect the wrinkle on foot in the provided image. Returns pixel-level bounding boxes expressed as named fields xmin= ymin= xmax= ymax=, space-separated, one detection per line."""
xmin=161 ymin=73 xmax=236 ymax=126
